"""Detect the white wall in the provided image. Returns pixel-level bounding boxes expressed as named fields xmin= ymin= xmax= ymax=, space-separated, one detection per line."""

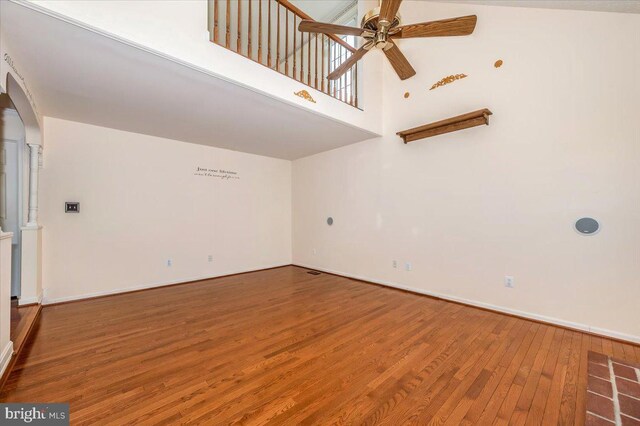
xmin=40 ymin=118 xmax=291 ymax=303
xmin=293 ymin=3 xmax=640 ymax=341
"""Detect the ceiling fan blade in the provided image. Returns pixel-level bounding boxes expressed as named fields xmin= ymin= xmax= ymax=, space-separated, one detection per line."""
xmin=298 ymin=20 xmax=365 ymax=37
xmin=392 ymin=15 xmax=477 ymax=38
xmin=379 ymin=0 xmax=403 ymax=25
xmin=383 ymin=41 xmax=416 ymax=80
xmin=327 ymin=45 xmax=369 ymax=80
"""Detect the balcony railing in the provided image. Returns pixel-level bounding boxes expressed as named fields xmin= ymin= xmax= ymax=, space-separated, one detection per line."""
xmin=208 ymin=0 xmax=359 ymax=108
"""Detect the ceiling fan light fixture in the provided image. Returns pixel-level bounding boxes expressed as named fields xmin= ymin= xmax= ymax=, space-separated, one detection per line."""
xmin=374 ymin=32 xmax=389 ymax=49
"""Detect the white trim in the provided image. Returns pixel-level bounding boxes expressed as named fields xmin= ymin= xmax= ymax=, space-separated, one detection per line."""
xmin=18 ymin=292 xmax=41 ymax=306
xmin=0 ymin=341 xmax=14 ymax=378
xmin=294 ymin=263 xmax=640 ymax=345
xmin=42 ymin=263 xmax=290 ymax=305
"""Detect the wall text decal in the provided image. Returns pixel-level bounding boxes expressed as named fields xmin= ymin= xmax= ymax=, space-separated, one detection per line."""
xmin=429 ymin=74 xmax=468 ymax=91
xmin=3 ymin=53 xmax=39 ymax=116
xmin=194 ymin=167 xmax=240 ymax=180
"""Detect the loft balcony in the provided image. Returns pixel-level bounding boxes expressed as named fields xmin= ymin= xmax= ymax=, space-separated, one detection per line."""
xmin=3 ymin=0 xmax=379 ymax=160
xmin=207 ymin=0 xmax=361 ymax=108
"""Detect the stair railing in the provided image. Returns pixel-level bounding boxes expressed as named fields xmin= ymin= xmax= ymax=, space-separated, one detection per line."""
xmin=208 ymin=0 xmax=360 ymax=108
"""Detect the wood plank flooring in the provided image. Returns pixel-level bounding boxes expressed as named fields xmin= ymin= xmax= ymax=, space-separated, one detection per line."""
xmin=1 ymin=266 xmax=638 ymax=424
xmin=10 ymin=299 xmax=40 ymax=353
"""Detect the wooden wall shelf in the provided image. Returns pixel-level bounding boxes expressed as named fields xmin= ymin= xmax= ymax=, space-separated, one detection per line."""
xmin=397 ymin=108 xmax=493 ymax=144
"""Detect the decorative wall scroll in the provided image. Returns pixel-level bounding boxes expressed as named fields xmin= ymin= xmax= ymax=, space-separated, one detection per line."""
xmin=3 ymin=53 xmax=39 ymax=116
xmin=294 ymin=90 xmax=316 ymax=104
xmin=194 ymin=167 xmax=240 ymax=180
xmin=429 ymin=73 xmax=468 ymax=90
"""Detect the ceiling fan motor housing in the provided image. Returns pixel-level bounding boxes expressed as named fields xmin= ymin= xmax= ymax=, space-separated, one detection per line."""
xmin=361 ymin=7 xmax=402 ymax=34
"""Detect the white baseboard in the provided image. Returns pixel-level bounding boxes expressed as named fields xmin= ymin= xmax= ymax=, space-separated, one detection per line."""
xmin=18 ymin=292 xmax=42 ymax=306
xmin=42 ymin=263 xmax=290 ymax=305
xmin=0 ymin=341 xmax=14 ymax=378
xmin=294 ymin=263 xmax=640 ymax=345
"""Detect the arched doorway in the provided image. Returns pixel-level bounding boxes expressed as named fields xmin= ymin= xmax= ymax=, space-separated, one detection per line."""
xmin=0 ymin=93 xmax=26 ymax=299
xmin=0 ymin=71 xmax=42 ymax=378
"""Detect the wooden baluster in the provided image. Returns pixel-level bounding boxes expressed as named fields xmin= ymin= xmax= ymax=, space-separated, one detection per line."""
xmin=314 ymin=35 xmax=318 ymax=89
xmin=300 ymin=32 xmax=304 ymax=83
xmin=321 ymin=35 xmax=325 ymax=93
xmin=342 ymin=64 xmax=346 ymax=102
xmin=307 ymin=33 xmax=311 ymax=86
xmin=336 ymin=45 xmax=340 ymax=98
xmin=341 ymin=46 xmax=345 ymax=102
xmin=276 ymin=1 xmax=280 ymax=72
xmin=237 ymin=0 xmax=242 ymax=54
xmin=336 ymin=45 xmax=340 ymax=99
xmin=300 ymin=33 xmax=310 ymax=83
xmin=328 ymin=40 xmax=333 ymax=96
xmin=354 ymin=62 xmax=358 ymax=107
xmin=248 ymin=0 xmax=252 ymax=59
xmin=300 ymin=32 xmax=304 ymax=82
xmin=258 ymin=0 xmax=262 ymax=63
xmin=213 ymin=0 xmax=219 ymax=44
xmin=267 ymin=0 xmax=272 ymax=67
xmin=346 ymin=67 xmax=349 ymax=104
xmin=225 ymin=0 xmax=230 ymax=48
xmin=285 ymin=10 xmax=289 ymax=76
xmin=307 ymin=31 xmax=311 ymax=85
xmin=350 ymin=67 xmax=354 ymax=106
xmin=345 ymin=49 xmax=349 ymax=103
xmin=293 ymin=14 xmax=297 ymax=81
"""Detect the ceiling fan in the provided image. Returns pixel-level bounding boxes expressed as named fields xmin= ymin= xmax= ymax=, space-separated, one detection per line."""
xmin=298 ymin=0 xmax=477 ymax=81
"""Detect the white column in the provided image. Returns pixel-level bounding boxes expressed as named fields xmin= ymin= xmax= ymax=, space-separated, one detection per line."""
xmin=26 ymin=143 xmax=41 ymax=227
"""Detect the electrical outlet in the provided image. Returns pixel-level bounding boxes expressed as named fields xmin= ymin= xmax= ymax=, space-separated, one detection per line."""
xmin=392 ymin=260 xmax=397 ymax=268
xmin=405 ymin=262 xmax=412 ymax=271
xmin=208 ymin=255 xmax=213 ymax=262
xmin=167 ymin=259 xmax=172 ymax=267
xmin=504 ymin=275 xmax=514 ymax=288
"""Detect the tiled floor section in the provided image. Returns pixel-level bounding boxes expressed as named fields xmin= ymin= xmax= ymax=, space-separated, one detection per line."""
xmin=587 ymin=351 xmax=640 ymax=426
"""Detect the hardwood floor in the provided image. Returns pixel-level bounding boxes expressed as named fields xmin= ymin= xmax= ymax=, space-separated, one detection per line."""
xmin=1 ymin=266 xmax=638 ymax=424
xmin=3 ymin=299 xmax=42 ymax=391
xmin=10 ymin=299 xmax=40 ymax=352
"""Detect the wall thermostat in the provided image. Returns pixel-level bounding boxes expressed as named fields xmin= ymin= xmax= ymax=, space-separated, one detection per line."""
xmin=575 ymin=217 xmax=599 ymax=235
xmin=65 ymin=202 xmax=80 ymax=213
